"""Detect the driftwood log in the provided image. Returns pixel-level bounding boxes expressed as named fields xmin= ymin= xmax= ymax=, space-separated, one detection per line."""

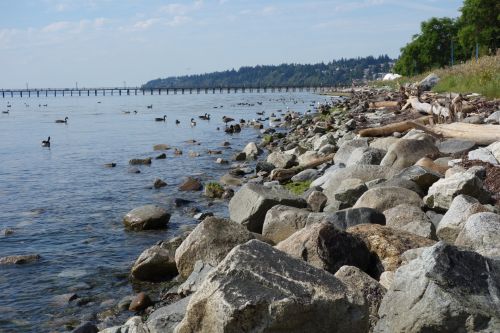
xmin=270 ymin=153 xmax=335 ymax=182
xmin=430 ymin=123 xmax=500 ymax=145
xmin=369 ymin=101 xmax=400 ymax=109
xmin=358 ymin=116 xmax=433 ymax=137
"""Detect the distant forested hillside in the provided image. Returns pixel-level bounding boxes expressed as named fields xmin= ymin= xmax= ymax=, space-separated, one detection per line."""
xmin=142 ymin=55 xmax=394 ymax=88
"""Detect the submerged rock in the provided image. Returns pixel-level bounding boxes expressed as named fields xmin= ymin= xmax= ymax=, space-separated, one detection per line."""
xmin=0 ymin=254 xmax=41 ymax=265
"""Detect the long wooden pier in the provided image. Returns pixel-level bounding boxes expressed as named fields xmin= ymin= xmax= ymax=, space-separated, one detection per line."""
xmin=0 ymin=86 xmax=343 ymax=98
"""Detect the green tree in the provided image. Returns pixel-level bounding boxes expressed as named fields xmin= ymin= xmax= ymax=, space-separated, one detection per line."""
xmin=458 ymin=0 xmax=499 ymax=57
xmin=394 ymin=17 xmax=460 ymax=76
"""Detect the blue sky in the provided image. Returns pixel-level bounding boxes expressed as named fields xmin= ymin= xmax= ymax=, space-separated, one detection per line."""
xmin=0 ymin=0 xmax=463 ymax=88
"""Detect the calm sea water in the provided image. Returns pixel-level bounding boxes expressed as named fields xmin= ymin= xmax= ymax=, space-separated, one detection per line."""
xmin=0 ymin=92 xmax=321 ymax=332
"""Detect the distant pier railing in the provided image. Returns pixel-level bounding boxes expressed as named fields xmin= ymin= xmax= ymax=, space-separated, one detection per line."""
xmin=0 ymin=86 xmax=348 ymax=98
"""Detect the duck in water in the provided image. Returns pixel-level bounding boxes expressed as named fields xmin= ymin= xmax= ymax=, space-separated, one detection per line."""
xmin=190 ymin=118 xmax=197 ymax=126
xmin=55 ymin=117 xmax=68 ymax=123
xmin=41 ymin=136 xmax=50 ymax=147
xmin=155 ymin=115 xmax=167 ymax=121
xmin=175 ymin=119 xmax=180 ymax=125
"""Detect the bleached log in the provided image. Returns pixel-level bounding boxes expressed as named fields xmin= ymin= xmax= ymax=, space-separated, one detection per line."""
xmin=431 ymin=123 xmax=500 ymax=145
xmin=358 ymin=116 xmax=432 ymax=137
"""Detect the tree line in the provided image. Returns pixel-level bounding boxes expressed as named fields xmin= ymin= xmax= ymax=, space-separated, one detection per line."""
xmin=142 ymin=55 xmax=393 ymax=89
xmin=394 ymin=0 xmax=499 ymax=76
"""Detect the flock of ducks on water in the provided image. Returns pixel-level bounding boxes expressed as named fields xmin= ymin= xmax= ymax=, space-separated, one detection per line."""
xmin=2 ymin=97 xmax=315 ymax=149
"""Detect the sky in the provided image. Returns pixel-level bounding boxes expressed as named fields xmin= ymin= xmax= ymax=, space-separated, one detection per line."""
xmin=0 ymin=0 xmax=463 ymax=88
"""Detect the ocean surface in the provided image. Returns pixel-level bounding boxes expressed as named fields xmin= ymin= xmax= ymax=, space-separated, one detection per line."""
xmin=0 ymin=91 xmax=321 ymax=332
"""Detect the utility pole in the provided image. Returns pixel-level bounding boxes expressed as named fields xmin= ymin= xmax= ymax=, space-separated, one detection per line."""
xmin=475 ymin=41 xmax=479 ymax=62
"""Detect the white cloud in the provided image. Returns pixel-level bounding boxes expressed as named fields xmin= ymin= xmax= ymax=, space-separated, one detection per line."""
xmin=160 ymin=0 xmax=203 ymax=16
xmin=42 ymin=21 xmax=71 ymax=33
xmin=166 ymin=16 xmax=192 ymax=27
xmin=262 ymin=5 xmax=277 ymax=16
xmin=133 ymin=18 xmax=160 ymax=30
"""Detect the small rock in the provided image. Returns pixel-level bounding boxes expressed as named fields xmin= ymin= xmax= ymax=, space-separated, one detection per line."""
xmin=129 ymin=157 xmax=152 ymax=165
xmin=219 ymin=173 xmax=242 ymax=186
xmin=173 ymin=198 xmax=192 ymax=207
xmin=232 ymin=152 xmax=246 ymax=161
xmin=129 ymin=292 xmax=152 ymax=312
xmin=384 ymin=204 xmax=436 ymax=239
xmin=0 ymin=254 xmax=40 ymax=265
xmin=242 ymin=142 xmax=262 ymax=159
xmin=153 ymin=178 xmax=167 ymax=189
xmin=155 ymin=153 xmax=166 ymax=160
xmin=153 ymin=144 xmax=170 ymax=151
xmin=179 ymin=177 xmax=202 ymax=191
xmin=52 ymin=293 xmax=78 ymax=306
xmin=333 ymin=178 xmax=368 ymax=209
xmin=436 ymin=139 xmax=476 ymax=156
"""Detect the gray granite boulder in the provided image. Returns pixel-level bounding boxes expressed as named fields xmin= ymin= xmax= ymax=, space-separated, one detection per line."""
xmin=380 ymin=139 xmax=439 ymax=171
xmin=436 ymin=195 xmax=489 ymax=243
xmin=174 ymin=217 xmax=260 ymax=278
xmin=353 ymin=186 xmax=422 ymax=213
xmin=424 ymin=171 xmax=490 ymax=211
xmin=175 ymin=240 xmax=369 ymax=333
xmin=229 ymin=183 xmax=306 ymax=233
xmin=346 ymin=147 xmax=385 ymax=166
xmin=123 ymin=205 xmax=170 ymax=231
xmin=374 ymin=242 xmax=500 ymax=333
xmin=266 ymin=151 xmax=297 ymax=169
xmin=394 ymin=165 xmax=442 ymax=191
xmin=146 ymin=296 xmax=192 ymax=333
xmin=291 ymin=168 xmax=318 ymax=182
xmin=335 ymin=266 xmax=387 ymax=332
xmin=131 ymin=236 xmax=184 ymax=281
xmin=384 ymin=204 xmax=436 ymax=239
xmin=455 ymin=212 xmax=500 ymax=259
xmin=276 ymin=222 xmax=371 ymax=274
xmin=334 ymin=139 xmax=369 ymax=165
xmin=436 ymin=139 xmax=476 ymax=156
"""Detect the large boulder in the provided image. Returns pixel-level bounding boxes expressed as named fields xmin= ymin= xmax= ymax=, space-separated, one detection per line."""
xmin=369 ymin=137 xmax=400 ymax=152
xmin=353 ymin=186 xmax=422 ymax=213
xmin=332 ymin=178 xmax=368 ymax=209
xmin=175 ymin=217 xmax=260 ymax=278
xmin=347 ymin=224 xmax=435 ymax=274
xmin=297 ymin=151 xmax=321 ymax=166
xmin=394 ymin=165 xmax=442 ymax=191
xmin=242 ymin=142 xmax=262 ymax=159
xmin=177 ymin=261 xmax=215 ymax=297
xmin=334 ymin=139 xmax=369 ymax=165
xmin=262 ymin=205 xmax=385 ymax=244
xmin=335 ymin=266 xmax=387 ymax=332
xmin=346 ymin=147 xmax=385 ymax=166
xmin=131 ymin=236 xmax=184 ymax=281
xmin=384 ymin=204 xmax=436 ymax=239
xmin=436 ymin=139 xmax=476 ymax=156
xmin=229 ymin=183 xmax=306 ymax=233
xmin=418 ymin=72 xmax=440 ymax=90
xmin=322 ymin=165 xmax=396 ymax=196
xmin=374 ymin=242 xmax=500 ymax=333
xmin=424 ymin=171 xmax=490 ymax=211
xmin=175 ymin=240 xmax=369 ymax=333
xmin=146 ymin=296 xmax=191 ymax=333
xmin=123 ymin=205 xmax=171 ymax=231
xmin=276 ymin=222 xmax=371 ymax=274
xmin=436 ymin=195 xmax=489 ymax=243
xmin=455 ymin=212 xmax=500 ymax=259
xmin=291 ymin=169 xmax=319 ymax=182
xmin=380 ymin=139 xmax=439 ymax=171
xmin=266 ymin=151 xmax=297 ymax=169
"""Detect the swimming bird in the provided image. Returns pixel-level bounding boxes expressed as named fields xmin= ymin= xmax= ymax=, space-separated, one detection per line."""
xmin=256 ymin=111 xmax=265 ymax=116
xmin=123 ymin=111 xmax=131 ymax=114
xmin=55 ymin=117 xmax=68 ymax=123
xmin=222 ymin=116 xmax=234 ymax=126
xmin=41 ymin=137 xmax=50 ymax=147
xmin=190 ymin=118 xmax=197 ymax=126
xmin=175 ymin=119 xmax=180 ymax=125
xmin=199 ymin=113 xmax=210 ymax=120
xmin=147 ymin=104 xmax=153 ymax=109
xmin=155 ymin=115 xmax=167 ymax=121
xmin=2 ymin=110 xmax=8 ymax=114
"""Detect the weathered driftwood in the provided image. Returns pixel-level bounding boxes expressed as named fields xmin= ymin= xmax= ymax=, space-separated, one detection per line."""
xmin=369 ymin=101 xmax=400 ymax=109
xmin=430 ymin=123 xmax=500 ymax=145
xmin=270 ymin=154 xmax=335 ymax=182
xmin=358 ymin=116 xmax=432 ymax=137
xmin=405 ymin=97 xmax=452 ymax=121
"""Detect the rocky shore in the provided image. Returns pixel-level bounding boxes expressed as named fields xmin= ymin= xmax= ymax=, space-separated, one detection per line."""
xmin=24 ymin=75 xmax=500 ymax=332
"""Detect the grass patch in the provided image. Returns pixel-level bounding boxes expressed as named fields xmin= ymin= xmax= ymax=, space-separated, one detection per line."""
xmin=205 ymin=182 xmax=224 ymax=198
xmin=370 ymin=54 xmax=500 ymax=99
xmin=284 ymin=180 xmax=312 ymax=195
xmin=262 ymin=134 xmax=273 ymax=144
